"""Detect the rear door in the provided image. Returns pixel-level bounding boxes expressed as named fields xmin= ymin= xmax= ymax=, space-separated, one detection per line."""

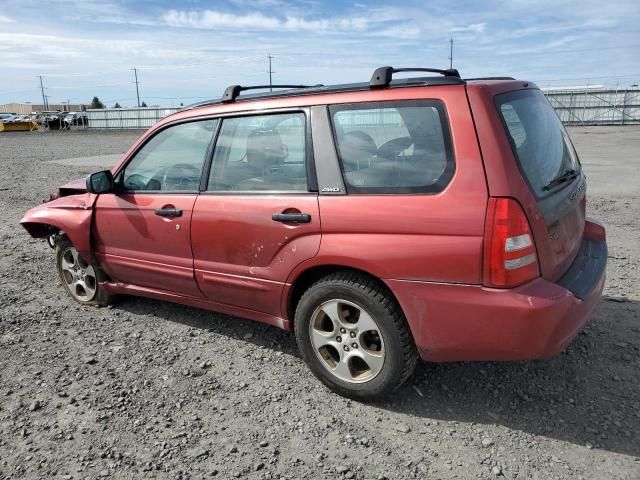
xmin=191 ymin=110 xmax=320 ymax=317
xmin=494 ymin=88 xmax=585 ymax=281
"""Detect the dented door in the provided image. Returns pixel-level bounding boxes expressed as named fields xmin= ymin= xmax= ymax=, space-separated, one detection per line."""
xmin=191 ymin=195 xmax=320 ymax=316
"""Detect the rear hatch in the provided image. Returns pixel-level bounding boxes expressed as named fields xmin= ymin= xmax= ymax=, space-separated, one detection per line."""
xmin=494 ymin=89 xmax=586 ymax=282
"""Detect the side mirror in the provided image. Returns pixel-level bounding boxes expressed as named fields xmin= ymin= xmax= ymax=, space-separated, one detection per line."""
xmin=86 ymin=170 xmax=114 ymax=194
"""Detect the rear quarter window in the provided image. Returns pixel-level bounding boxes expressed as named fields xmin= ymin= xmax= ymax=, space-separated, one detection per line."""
xmin=329 ymin=100 xmax=455 ymax=194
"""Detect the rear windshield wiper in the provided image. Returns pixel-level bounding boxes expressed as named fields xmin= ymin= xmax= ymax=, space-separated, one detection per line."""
xmin=542 ymin=169 xmax=579 ymax=191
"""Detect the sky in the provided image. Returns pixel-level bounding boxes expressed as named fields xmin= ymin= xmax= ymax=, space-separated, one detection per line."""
xmin=0 ymin=0 xmax=639 ymax=107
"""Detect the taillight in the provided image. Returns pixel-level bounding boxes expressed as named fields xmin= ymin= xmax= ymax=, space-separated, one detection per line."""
xmin=483 ymin=197 xmax=540 ymax=288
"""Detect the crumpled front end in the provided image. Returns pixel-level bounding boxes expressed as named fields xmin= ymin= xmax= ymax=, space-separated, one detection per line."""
xmin=21 ymin=192 xmax=97 ymax=260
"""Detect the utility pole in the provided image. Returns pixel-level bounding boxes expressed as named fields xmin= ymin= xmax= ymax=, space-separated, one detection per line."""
xmin=132 ymin=67 xmax=141 ymax=107
xmin=449 ymin=35 xmax=454 ymax=69
xmin=267 ymin=54 xmax=274 ymax=92
xmin=37 ymin=75 xmax=48 ymax=110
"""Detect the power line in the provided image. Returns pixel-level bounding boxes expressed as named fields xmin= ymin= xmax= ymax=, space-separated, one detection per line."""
xmin=37 ymin=75 xmax=48 ymax=110
xmin=267 ymin=53 xmax=275 ymax=92
xmin=132 ymin=67 xmax=141 ymax=107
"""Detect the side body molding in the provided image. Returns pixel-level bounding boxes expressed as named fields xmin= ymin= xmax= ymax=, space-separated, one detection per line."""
xmin=20 ymin=193 xmax=97 ymax=260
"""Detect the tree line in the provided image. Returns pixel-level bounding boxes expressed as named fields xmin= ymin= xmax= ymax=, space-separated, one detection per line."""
xmin=89 ymin=97 xmax=147 ymax=109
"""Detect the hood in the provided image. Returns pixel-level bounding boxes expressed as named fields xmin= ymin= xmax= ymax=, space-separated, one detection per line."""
xmin=58 ymin=177 xmax=88 ymax=197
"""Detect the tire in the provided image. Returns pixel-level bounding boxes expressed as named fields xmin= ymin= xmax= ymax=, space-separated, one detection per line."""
xmin=294 ymin=271 xmax=418 ymax=399
xmin=55 ymin=236 xmax=111 ymax=306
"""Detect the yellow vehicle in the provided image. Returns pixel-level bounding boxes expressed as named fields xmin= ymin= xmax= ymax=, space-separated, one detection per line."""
xmin=0 ymin=117 xmax=38 ymax=132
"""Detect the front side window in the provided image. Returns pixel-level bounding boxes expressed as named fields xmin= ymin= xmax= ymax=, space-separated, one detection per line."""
xmin=330 ymin=101 xmax=454 ymax=194
xmin=122 ymin=119 xmax=218 ymax=191
xmin=208 ymin=112 xmax=307 ymax=192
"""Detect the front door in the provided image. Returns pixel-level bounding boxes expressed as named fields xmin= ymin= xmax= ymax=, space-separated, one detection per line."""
xmin=93 ymin=119 xmax=218 ymax=297
xmin=191 ymin=111 xmax=320 ymax=316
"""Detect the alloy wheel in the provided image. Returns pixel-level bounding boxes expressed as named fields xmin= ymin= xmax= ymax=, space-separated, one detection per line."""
xmin=309 ymin=299 xmax=385 ymax=383
xmin=59 ymin=246 xmax=98 ymax=302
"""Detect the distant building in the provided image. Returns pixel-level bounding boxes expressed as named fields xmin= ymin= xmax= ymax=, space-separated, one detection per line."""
xmin=0 ymin=102 xmax=86 ymax=114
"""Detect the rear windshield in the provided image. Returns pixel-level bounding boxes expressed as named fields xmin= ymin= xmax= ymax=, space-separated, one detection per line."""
xmin=495 ymin=89 xmax=580 ymax=198
xmin=329 ymin=100 xmax=455 ymax=194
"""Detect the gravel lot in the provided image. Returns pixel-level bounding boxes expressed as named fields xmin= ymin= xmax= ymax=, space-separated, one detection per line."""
xmin=0 ymin=127 xmax=638 ymax=480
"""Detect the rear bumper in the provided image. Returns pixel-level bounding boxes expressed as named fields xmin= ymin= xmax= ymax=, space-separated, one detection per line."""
xmin=387 ymin=221 xmax=607 ymax=362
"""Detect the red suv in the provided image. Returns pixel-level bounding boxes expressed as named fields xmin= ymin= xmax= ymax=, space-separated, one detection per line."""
xmin=21 ymin=67 xmax=607 ymax=399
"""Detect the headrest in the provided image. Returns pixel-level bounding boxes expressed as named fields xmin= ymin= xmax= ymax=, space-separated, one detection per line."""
xmin=246 ymin=129 xmax=286 ymax=169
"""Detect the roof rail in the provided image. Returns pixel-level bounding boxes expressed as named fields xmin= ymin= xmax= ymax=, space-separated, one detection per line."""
xmin=465 ymin=76 xmax=515 ymax=81
xmin=222 ymin=84 xmax=321 ymax=103
xmin=370 ymin=66 xmax=461 ymax=88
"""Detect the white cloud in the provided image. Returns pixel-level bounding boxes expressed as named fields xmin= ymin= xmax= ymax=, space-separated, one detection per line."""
xmin=450 ymin=22 xmax=486 ymax=34
xmin=378 ymin=24 xmax=421 ymax=40
xmin=162 ymin=9 xmax=371 ymax=33
xmin=228 ymin=0 xmax=286 ymax=7
xmin=1 ymin=1 xmax=638 ymax=105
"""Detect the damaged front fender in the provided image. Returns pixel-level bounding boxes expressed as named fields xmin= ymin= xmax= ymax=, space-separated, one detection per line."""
xmin=20 ymin=192 xmax=97 ymax=259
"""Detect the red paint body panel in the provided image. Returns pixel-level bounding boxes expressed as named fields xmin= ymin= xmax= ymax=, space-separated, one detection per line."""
xmin=101 ymin=281 xmax=291 ymax=330
xmin=93 ymin=193 xmax=202 ymax=297
xmin=59 ymin=177 xmax=88 ymax=195
xmin=191 ymin=195 xmax=321 ymax=316
xmin=20 ymin=193 xmax=96 ymax=259
xmin=387 ymin=232 xmax=606 ymax=361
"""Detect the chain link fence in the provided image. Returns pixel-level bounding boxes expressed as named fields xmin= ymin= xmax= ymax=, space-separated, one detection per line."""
xmin=544 ymin=87 xmax=640 ymax=125
xmin=86 ymin=107 xmax=181 ymax=129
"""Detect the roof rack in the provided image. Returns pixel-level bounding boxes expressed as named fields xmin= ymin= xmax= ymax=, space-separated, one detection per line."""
xmin=370 ymin=66 xmax=461 ymax=88
xmin=465 ymin=76 xmax=515 ymax=81
xmin=183 ymin=70 xmax=466 ymax=111
xmin=222 ymin=84 xmax=321 ymax=103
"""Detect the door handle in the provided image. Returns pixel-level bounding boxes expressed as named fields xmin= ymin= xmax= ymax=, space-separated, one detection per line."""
xmin=155 ymin=207 xmax=183 ymax=218
xmin=272 ymin=213 xmax=311 ymax=223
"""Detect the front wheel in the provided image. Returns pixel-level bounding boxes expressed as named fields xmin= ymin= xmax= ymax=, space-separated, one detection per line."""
xmin=294 ymin=272 xmax=418 ymax=399
xmin=56 ymin=236 xmax=111 ymax=306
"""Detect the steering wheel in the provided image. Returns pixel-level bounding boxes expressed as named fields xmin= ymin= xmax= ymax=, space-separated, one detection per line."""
xmin=161 ymin=163 xmax=201 ymax=190
xmin=377 ymin=137 xmax=413 ymax=160
xmin=123 ymin=173 xmax=150 ymax=191
xmin=279 ymin=143 xmax=289 ymax=161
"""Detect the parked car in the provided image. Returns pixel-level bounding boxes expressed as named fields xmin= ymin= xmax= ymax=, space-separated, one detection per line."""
xmin=21 ymin=67 xmax=607 ymax=399
xmin=0 ymin=112 xmax=18 ymax=122
xmin=63 ymin=111 xmax=88 ymax=126
xmin=33 ymin=111 xmax=62 ymax=128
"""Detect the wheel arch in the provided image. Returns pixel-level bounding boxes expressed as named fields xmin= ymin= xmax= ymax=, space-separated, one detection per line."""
xmin=21 ymin=221 xmax=60 ymax=239
xmin=285 ymin=264 xmax=404 ymax=325
xmin=20 ymin=201 xmax=94 ymax=259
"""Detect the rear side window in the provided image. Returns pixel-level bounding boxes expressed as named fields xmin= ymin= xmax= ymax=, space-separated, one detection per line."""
xmin=495 ymin=89 xmax=580 ymax=198
xmin=208 ymin=112 xmax=308 ymax=192
xmin=329 ymin=101 xmax=454 ymax=194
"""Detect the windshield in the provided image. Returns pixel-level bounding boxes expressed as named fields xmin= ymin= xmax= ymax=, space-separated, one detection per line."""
xmin=495 ymin=89 xmax=580 ymax=197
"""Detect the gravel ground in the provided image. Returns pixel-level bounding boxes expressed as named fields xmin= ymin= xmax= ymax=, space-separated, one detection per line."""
xmin=0 ymin=127 xmax=639 ymax=480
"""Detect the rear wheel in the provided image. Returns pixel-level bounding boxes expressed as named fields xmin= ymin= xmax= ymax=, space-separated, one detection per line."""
xmin=55 ymin=236 xmax=111 ymax=305
xmin=295 ymin=272 xmax=418 ymax=399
